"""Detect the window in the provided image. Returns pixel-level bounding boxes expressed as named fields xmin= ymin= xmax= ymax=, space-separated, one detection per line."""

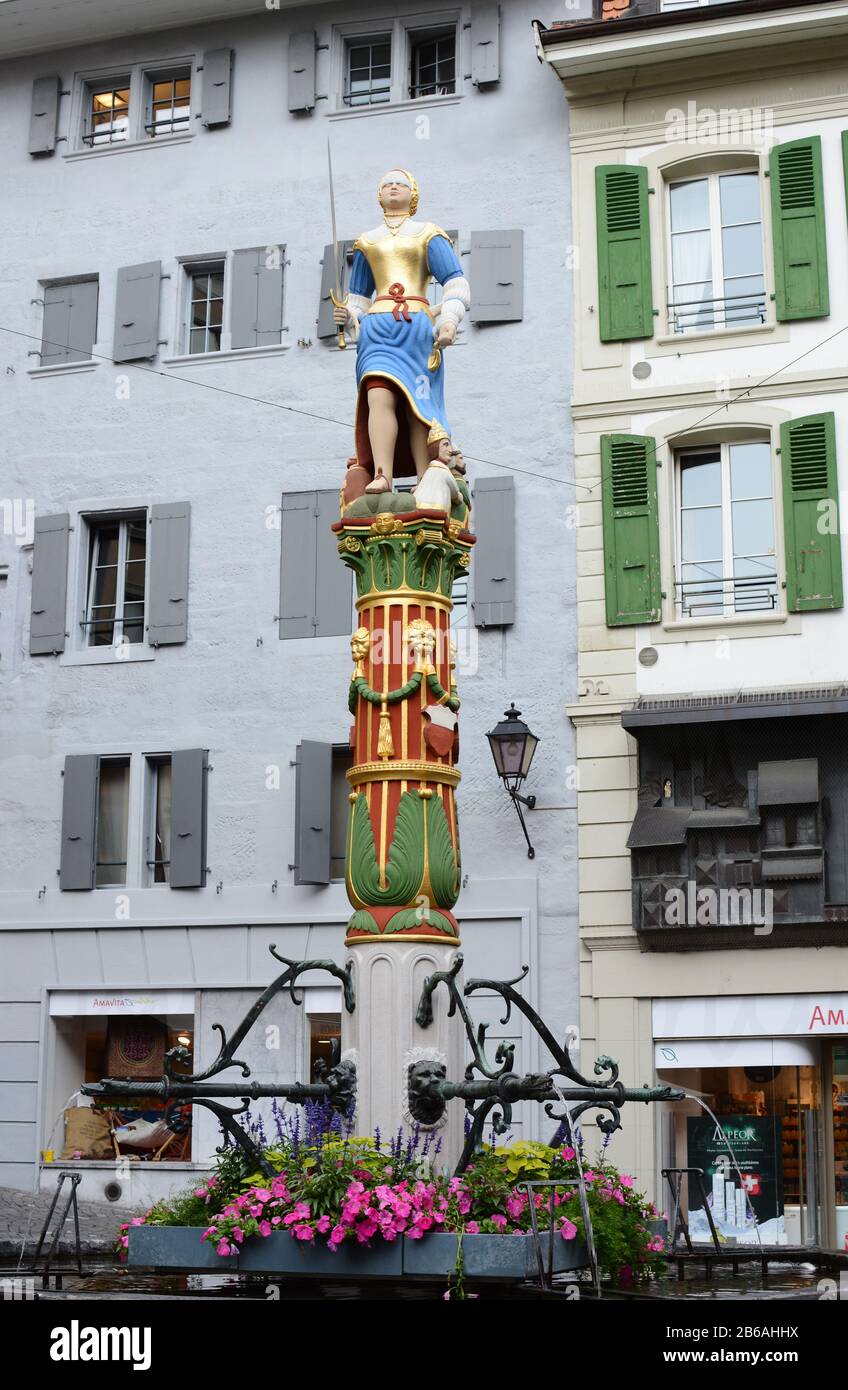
xmin=330 ymin=746 xmax=354 ymax=880
xmin=145 ymin=70 xmax=191 ymax=137
xmin=185 ymin=262 xmax=224 ymax=353
xmin=310 ymin=1012 xmax=342 ymax=1077
xmin=344 ymin=34 xmax=392 ymax=106
xmin=47 ymin=1000 xmax=194 ymax=1164
xmin=84 ymin=512 xmax=146 ymax=647
xmin=146 ymin=756 xmax=172 ymax=884
xmin=39 ymin=278 xmax=98 ymax=366
xmin=676 ymin=440 xmax=777 ymax=618
xmin=95 ymin=757 xmax=130 ymax=887
xmin=76 ymin=62 xmax=195 ymax=150
xmin=85 ymin=80 xmax=131 ymax=145
xmin=409 ymin=28 xmax=456 ymax=97
xmin=668 ymin=171 xmax=766 ymax=333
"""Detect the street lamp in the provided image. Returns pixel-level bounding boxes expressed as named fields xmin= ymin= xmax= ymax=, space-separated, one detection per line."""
xmin=486 ymin=703 xmax=539 ymax=858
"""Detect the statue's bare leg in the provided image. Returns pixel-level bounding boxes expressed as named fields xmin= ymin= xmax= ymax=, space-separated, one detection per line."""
xmin=365 ymin=387 xmax=398 ymax=492
xmin=408 ymin=411 xmax=430 ymax=480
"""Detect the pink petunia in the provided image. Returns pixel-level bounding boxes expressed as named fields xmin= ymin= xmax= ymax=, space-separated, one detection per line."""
xmin=559 ymin=1218 xmax=578 ymax=1241
xmin=490 ymin=1214 xmax=507 ymax=1230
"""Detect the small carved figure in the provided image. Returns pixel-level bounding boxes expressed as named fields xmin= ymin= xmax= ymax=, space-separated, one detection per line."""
xmin=413 ymin=422 xmax=463 ymax=514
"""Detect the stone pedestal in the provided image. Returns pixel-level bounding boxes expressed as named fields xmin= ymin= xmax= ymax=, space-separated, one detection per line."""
xmin=343 ymin=940 xmax=466 ymax=1169
xmin=332 ymin=489 xmax=475 ymax=1166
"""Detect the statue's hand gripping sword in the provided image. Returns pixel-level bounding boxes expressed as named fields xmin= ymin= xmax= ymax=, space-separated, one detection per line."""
xmin=327 ymin=139 xmax=347 ymax=351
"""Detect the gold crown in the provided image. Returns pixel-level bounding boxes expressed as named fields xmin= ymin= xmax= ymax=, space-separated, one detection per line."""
xmin=427 ymin=420 xmax=450 ymax=446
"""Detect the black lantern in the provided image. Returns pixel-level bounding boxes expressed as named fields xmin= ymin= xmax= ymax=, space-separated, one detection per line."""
xmin=486 ymin=704 xmax=539 ymax=858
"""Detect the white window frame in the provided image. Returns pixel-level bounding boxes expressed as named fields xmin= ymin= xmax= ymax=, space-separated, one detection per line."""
xmin=331 ymin=11 xmax=462 ymax=116
xmin=674 ymin=439 xmax=780 ymax=622
xmin=666 ymin=166 xmax=767 ymax=337
xmin=70 ymin=57 xmax=196 ymax=156
xmin=180 ymin=257 xmax=227 ymax=355
xmin=144 ymin=753 xmax=173 ymax=886
xmin=82 ymin=510 xmax=148 ymax=651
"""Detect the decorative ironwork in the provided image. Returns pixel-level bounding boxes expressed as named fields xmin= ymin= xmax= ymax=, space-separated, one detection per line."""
xmin=82 ymin=950 xmax=356 ymax=1177
xmin=82 ymin=948 xmax=681 ymax=1181
xmin=414 ymin=954 xmax=683 ymax=1172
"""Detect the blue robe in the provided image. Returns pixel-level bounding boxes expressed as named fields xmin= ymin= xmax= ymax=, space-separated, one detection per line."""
xmin=350 ymin=234 xmax=463 ymax=477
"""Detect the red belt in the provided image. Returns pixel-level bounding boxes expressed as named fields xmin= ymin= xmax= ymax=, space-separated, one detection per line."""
xmin=373 ymin=282 xmax=430 ymax=322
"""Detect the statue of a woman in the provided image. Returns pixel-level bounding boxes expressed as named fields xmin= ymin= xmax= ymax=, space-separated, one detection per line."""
xmin=333 ymin=168 xmax=469 ymax=494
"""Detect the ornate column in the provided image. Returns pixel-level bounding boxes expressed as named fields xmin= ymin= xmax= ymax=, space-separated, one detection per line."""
xmin=332 ymin=490 xmax=474 ymax=1162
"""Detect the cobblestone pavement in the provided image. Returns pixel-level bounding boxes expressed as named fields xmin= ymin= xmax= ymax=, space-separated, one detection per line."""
xmin=0 ymin=1184 xmax=141 ymax=1259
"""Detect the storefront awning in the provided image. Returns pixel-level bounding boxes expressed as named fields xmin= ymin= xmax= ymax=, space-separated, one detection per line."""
xmin=623 ymin=686 xmax=848 ymax=730
xmin=628 ymin=804 xmax=760 ymax=848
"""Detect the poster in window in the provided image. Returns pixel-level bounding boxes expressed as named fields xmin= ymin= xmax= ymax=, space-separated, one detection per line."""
xmin=686 ymin=1115 xmax=784 ymax=1244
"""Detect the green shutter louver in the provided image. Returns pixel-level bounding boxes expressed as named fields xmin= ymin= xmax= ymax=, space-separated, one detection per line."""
xmin=780 ymin=413 xmax=842 ymax=612
xmin=595 ymin=165 xmax=653 ymax=342
xmin=600 ymin=434 xmax=661 ymax=626
xmin=770 ymin=137 xmax=829 ymax=321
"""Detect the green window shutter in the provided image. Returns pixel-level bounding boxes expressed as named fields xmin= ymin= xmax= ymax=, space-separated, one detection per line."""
xmin=770 ymin=137 xmax=829 ymax=321
xmin=601 ymin=434 xmax=661 ymax=626
xmin=595 ymin=165 xmax=653 ymax=342
xmin=780 ymin=412 xmax=842 ymax=612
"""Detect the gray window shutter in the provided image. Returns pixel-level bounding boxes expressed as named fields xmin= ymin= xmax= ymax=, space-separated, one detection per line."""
xmin=471 ymin=476 xmax=515 ymax=627
xmin=317 ymin=241 xmax=354 ymax=339
xmin=41 ymin=284 xmax=72 ymax=365
xmin=289 ymin=31 xmax=316 ymax=113
xmin=201 ymin=48 xmax=233 ymax=127
xmin=29 ymin=75 xmax=61 ymax=155
xmin=470 ymin=3 xmax=501 ymax=86
xmin=60 ymin=754 xmax=98 ymax=890
xmin=315 ymin=490 xmax=352 ymax=636
xmin=148 ymin=501 xmax=190 ymax=645
xmin=230 ymin=247 xmax=284 ymax=349
xmin=279 ymin=491 xmax=352 ymax=639
xmin=30 ymin=512 xmax=70 ymax=654
xmin=470 ymin=230 xmax=523 ymax=322
xmin=294 ymin=741 xmax=332 ymax=885
xmin=68 ymin=279 xmax=98 ymax=361
xmin=169 ymin=749 xmax=208 ymax=888
xmin=279 ymin=492 xmax=317 ymax=638
xmin=113 ymin=261 xmax=161 ymax=362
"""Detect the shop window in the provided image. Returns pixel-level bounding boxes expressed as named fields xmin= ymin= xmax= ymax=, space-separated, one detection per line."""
xmin=657 ymin=1053 xmax=822 ymax=1246
xmin=48 ymin=1005 xmax=194 ymax=1164
xmin=309 ymin=1012 xmax=342 ymax=1078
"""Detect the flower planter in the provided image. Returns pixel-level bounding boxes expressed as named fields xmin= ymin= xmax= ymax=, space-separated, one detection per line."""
xmin=237 ymin=1230 xmax=403 ymax=1277
xmin=129 ymin=1225 xmax=238 ymax=1272
xmin=127 ymin=1225 xmax=403 ymax=1277
xmin=402 ymin=1232 xmax=590 ymax=1279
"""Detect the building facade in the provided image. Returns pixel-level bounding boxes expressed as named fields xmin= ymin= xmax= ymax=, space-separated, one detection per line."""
xmin=539 ymin=0 xmax=848 ymax=1250
xmin=0 ymin=0 xmax=578 ymax=1208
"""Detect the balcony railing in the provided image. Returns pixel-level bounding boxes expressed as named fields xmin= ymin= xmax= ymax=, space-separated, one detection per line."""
xmin=675 ymin=571 xmax=779 ymax=619
xmin=667 ymin=290 xmax=767 ymax=335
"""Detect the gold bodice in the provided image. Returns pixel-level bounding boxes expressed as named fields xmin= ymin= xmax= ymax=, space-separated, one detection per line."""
xmin=355 ymin=223 xmax=446 ymax=311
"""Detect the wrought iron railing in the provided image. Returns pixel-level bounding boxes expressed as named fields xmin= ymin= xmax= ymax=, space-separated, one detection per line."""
xmin=667 ymin=290 xmax=767 ymax=335
xmin=675 ymin=571 xmax=778 ymax=619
